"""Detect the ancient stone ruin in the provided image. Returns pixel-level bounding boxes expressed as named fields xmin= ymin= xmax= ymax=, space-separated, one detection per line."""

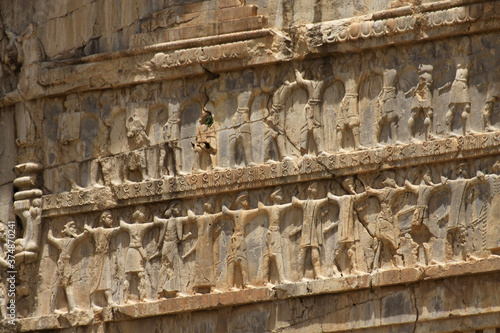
xmin=1 ymin=0 xmax=500 ymax=332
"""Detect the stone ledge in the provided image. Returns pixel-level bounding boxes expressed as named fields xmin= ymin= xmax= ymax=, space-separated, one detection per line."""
xmin=7 ymin=257 xmax=500 ymax=332
xmin=3 ymin=0 xmax=500 ymax=106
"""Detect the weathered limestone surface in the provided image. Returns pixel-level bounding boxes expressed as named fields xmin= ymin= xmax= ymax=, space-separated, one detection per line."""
xmin=1 ymin=0 xmax=500 ymax=332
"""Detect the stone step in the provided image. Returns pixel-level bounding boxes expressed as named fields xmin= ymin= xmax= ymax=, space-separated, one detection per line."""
xmin=141 ymin=2 xmax=256 ymax=32
xmin=132 ymin=16 xmax=266 ymax=47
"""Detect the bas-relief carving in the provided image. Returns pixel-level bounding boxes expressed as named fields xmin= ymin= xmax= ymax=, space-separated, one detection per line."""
xmin=36 ymin=33 xmax=500 ymax=197
xmin=5 ymin=17 xmax=500 ymax=325
xmin=12 ymin=156 xmax=500 ymax=318
xmin=47 ymin=221 xmax=90 ymax=313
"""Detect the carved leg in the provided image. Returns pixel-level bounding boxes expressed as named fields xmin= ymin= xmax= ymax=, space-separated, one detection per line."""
xmin=239 ymin=256 xmax=250 ymax=288
xmin=275 ymin=251 xmax=288 ymax=283
xmin=229 ymin=132 xmax=237 ymax=167
xmin=297 ymin=247 xmax=307 ymax=280
xmin=138 ymin=272 xmax=147 ymax=301
xmin=375 ymin=117 xmax=383 ymax=145
xmin=483 ymin=101 xmax=494 ymax=131
xmin=300 ymin=128 xmax=308 ymax=155
xmin=445 ymin=104 xmax=455 ymax=134
xmin=391 ymin=116 xmax=401 ymax=144
xmin=408 ymin=109 xmax=417 ymax=141
xmin=174 ymin=145 xmax=183 ymax=175
xmin=240 ymin=131 xmax=254 ymax=166
xmin=227 ymin=259 xmax=235 ymax=289
xmin=311 ymin=247 xmax=325 ymax=279
xmin=104 ymin=290 xmax=115 ymax=306
xmin=65 ymin=285 xmax=78 ymax=313
xmin=313 ymin=127 xmax=324 ymax=154
xmin=262 ymin=252 xmax=270 ymax=284
xmin=462 ymin=103 xmax=471 ymax=136
xmin=336 ymin=125 xmax=344 ymax=152
xmin=352 ymin=126 xmax=365 ymax=150
xmin=373 ymin=240 xmax=381 ymax=270
xmin=123 ymin=274 xmax=130 ymax=302
xmin=192 ymin=149 xmax=201 ymax=172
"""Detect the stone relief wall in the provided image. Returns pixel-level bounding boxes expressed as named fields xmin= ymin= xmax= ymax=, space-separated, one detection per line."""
xmin=1 ymin=0 xmax=500 ymax=332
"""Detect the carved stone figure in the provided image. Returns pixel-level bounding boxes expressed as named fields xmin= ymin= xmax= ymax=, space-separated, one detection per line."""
xmin=47 ymin=221 xmax=90 ymax=312
xmin=404 ymin=169 xmax=447 ymax=265
xmin=335 ymin=54 xmax=365 ymax=151
xmin=120 ymin=206 xmax=159 ymax=302
xmin=483 ymin=64 xmax=500 ymax=131
xmin=162 ymin=83 xmax=184 ymax=175
xmin=150 ymin=201 xmax=192 ymax=298
xmin=365 ymin=171 xmax=406 ymax=270
xmin=263 ymin=81 xmax=296 ymax=162
xmin=183 ymin=198 xmax=224 ymax=293
xmin=326 ymin=177 xmax=370 ymax=275
xmin=486 ymin=159 xmax=500 ymax=255
xmin=229 ymin=70 xmax=260 ymax=167
xmin=443 ymin=162 xmax=485 ymax=261
xmin=258 ymin=187 xmax=292 ymax=284
xmin=289 ymin=182 xmax=331 ymax=280
xmin=408 ymin=64 xmax=434 ymax=141
xmin=123 ymin=150 xmax=148 ymax=183
xmin=127 ymin=113 xmax=150 ymax=150
xmin=375 ymin=48 xmax=401 ymax=145
xmin=294 ymin=61 xmax=335 ymax=156
xmin=191 ymin=109 xmax=217 ymax=172
xmin=222 ymin=191 xmax=264 ymax=289
xmin=445 ymin=63 xmax=472 ymax=136
xmin=85 ymin=211 xmax=120 ymax=309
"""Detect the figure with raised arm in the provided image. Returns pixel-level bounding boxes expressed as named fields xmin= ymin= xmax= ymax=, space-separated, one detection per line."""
xmin=48 ymin=221 xmax=90 ymax=312
xmin=182 ymin=198 xmax=224 ymax=293
xmin=222 ymin=191 xmax=265 ymax=290
xmin=294 ymin=61 xmax=335 ymax=156
xmin=258 ymin=187 xmax=292 ymax=285
xmin=120 ymin=205 xmax=160 ymax=302
xmin=150 ymin=201 xmax=193 ymax=298
xmin=326 ymin=177 xmax=370 ymax=275
xmin=289 ymin=182 xmax=333 ymax=280
xmin=85 ymin=211 xmax=121 ymax=309
xmin=364 ymin=171 xmax=407 ymax=270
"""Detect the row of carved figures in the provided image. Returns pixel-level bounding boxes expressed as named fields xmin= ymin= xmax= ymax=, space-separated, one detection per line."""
xmin=22 ymin=35 xmax=499 ymax=188
xmin=118 ymin=57 xmax=500 ymax=171
xmin=11 ymin=159 xmax=499 ymax=314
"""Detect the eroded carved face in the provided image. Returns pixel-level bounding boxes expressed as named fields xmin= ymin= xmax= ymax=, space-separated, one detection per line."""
xmin=307 ymin=183 xmax=319 ymax=197
xmin=100 ymin=211 xmax=113 ymax=228
xmin=203 ymin=200 xmax=215 ymax=213
xmin=493 ymin=160 xmax=500 ymax=173
xmin=271 ymin=192 xmax=283 ymax=205
xmin=382 ymin=174 xmax=397 ymax=188
xmin=171 ymin=202 xmax=182 ymax=216
xmin=63 ymin=222 xmax=79 ymax=238
xmin=240 ymin=198 xmax=250 ymax=209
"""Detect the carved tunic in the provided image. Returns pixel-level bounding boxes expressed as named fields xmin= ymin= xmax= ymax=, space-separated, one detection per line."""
xmin=192 ymin=215 xmax=216 ymax=288
xmin=300 ymin=200 xmax=324 ymax=248
xmin=93 ymin=228 xmax=116 ymax=291
xmin=450 ymin=67 xmax=470 ymax=104
xmin=159 ymin=219 xmax=182 ymax=293
xmin=412 ymin=74 xmax=432 ymax=110
xmin=380 ymin=68 xmax=398 ymax=115
xmin=487 ymin=176 xmax=500 ymax=251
